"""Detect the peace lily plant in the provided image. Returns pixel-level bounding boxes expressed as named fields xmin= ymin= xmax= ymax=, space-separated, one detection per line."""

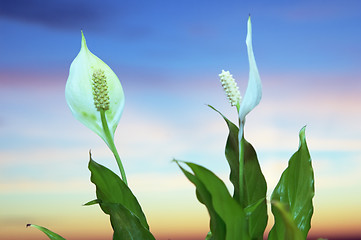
xmin=27 ymin=17 xmax=317 ymax=240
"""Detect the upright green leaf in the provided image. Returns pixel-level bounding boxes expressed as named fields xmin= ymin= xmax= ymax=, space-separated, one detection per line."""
xmin=103 ymin=203 xmax=156 ymax=240
xmin=269 ymin=201 xmax=303 ymax=240
xmin=88 ymin=154 xmax=155 ymax=239
xmin=241 ymin=137 xmax=268 ymax=239
xmin=88 ymin=155 xmax=149 ymax=229
xmin=178 ymin=163 xmax=226 ymax=239
xmin=209 ymin=105 xmax=267 ymax=239
xmin=268 ymin=127 xmax=314 ymax=240
xmin=208 ymin=105 xmax=240 ymax=201
xmin=176 ymin=160 xmax=249 ymax=240
xmin=26 ymin=224 xmax=66 ymax=240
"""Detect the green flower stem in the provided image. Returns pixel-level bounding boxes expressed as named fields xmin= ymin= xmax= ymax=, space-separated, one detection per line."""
xmin=238 ymin=127 xmax=245 ymax=206
xmin=100 ymin=109 xmax=128 ymax=185
xmin=236 ymin=103 xmax=245 ymax=206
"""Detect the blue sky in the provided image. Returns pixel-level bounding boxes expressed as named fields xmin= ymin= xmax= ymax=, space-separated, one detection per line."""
xmin=1 ymin=1 xmax=361 ymax=239
xmin=2 ymin=0 xmax=361 ymax=73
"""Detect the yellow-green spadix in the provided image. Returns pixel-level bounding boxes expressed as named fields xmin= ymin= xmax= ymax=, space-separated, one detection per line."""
xmin=65 ymin=31 xmax=125 ymax=147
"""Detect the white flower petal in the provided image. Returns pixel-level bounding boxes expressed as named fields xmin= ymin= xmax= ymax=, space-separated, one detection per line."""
xmin=238 ymin=16 xmax=262 ymax=124
xmin=65 ymin=32 xmax=125 ymax=144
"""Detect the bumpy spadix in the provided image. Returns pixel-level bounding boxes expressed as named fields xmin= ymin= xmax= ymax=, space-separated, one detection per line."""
xmin=65 ymin=32 xmax=125 ymax=147
xmin=219 ymin=70 xmax=242 ymax=107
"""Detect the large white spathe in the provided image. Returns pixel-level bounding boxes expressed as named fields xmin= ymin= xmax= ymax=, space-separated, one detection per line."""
xmin=65 ymin=32 xmax=125 ymax=146
xmin=238 ymin=17 xmax=262 ymax=136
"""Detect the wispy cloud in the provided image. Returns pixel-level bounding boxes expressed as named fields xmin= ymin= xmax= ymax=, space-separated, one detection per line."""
xmin=0 ymin=0 xmax=112 ymax=30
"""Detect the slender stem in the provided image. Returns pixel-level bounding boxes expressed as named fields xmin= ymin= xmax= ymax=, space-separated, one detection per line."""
xmin=236 ymin=102 xmax=244 ymax=206
xmin=238 ymin=124 xmax=245 ymax=206
xmin=100 ymin=109 xmax=128 ymax=185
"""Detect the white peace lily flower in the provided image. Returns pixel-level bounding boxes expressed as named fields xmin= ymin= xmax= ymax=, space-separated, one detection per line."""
xmin=218 ymin=16 xmax=262 ymax=200
xmin=219 ymin=17 xmax=262 ymax=137
xmin=65 ymin=32 xmax=125 ymax=147
xmin=238 ymin=16 xmax=262 ymax=128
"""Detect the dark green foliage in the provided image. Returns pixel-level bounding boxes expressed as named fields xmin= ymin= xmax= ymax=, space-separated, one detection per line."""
xmin=268 ymin=127 xmax=314 ymax=240
xmin=176 ymin=161 xmax=249 ymax=240
xmin=104 ymin=202 xmax=156 ymax=240
xmin=88 ymin=154 xmax=155 ymax=240
xmin=209 ymin=105 xmax=268 ymax=239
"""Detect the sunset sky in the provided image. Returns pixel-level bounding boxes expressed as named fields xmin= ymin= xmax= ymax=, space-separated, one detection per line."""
xmin=1 ymin=0 xmax=361 ymax=239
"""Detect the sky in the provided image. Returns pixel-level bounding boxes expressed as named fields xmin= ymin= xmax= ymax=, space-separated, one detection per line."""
xmin=1 ymin=0 xmax=361 ymax=239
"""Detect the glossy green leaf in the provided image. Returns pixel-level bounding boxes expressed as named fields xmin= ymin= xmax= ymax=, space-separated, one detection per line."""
xmin=268 ymin=127 xmax=314 ymax=240
xmin=26 ymin=224 xmax=66 ymax=240
xmin=103 ymin=202 xmax=155 ymax=240
xmin=208 ymin=105 xmax=240 ymax=202
xmin=176 ymin=160 xmax=249 ymax=240
xmin=177 ymin=163 xmax=226 ymax=240
xmin=241 ymin=137 xmax=268 ymax=239
xmin=88 ymin=154 xmax=149 ymax=228
xmin=209 ymin=105 xmax=267 ymax=239
xmin=269 ymin=201 xmax=303 ymax=240
xmin=88 ymin=154 xmax=155 ymax=239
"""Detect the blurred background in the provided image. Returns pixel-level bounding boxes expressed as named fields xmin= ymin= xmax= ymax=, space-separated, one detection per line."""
xmin=0 ymin=0 xmax=360 ymax=239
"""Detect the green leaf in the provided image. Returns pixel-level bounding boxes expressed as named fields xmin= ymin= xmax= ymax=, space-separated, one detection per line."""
xmin=268 ymin=127 xmax=314 ymax=240
xmin=242 ymin=137 xmax=268 ymax=239
xmin=177 ymin=162 xmax=226 ymax=240
xmin=269 ymin=201 xmax=303 ymax=240
xmin=209 ymin=105 xmax=267 ymax=239
xmin=83 ymin=199 xmax=101 ymax=206
xmin=208 ymin=105 xmax=240 ymax=202
xmin=103 ymin=203 xmax=155 ymax=240
xmin=176 ymin=160 xmax=249 ymax=240
xmin=88 ymin=154 xmax=155 ymax=239
xmin=26 ymin=224 xmax=66 ymax=240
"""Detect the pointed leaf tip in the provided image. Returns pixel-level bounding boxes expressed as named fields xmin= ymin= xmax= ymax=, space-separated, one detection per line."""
xmin=26 ymin=224 xmax=66 ymax=240
xmin=81 ymin=30 xmax=87 ymax=49
xmin=299 ymin=126 xmax=307 ymax=144
xmin=247 ymin=16 xmax=252 ymax=34
xmin=300 ymin=125 xmax=307 ymax=134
